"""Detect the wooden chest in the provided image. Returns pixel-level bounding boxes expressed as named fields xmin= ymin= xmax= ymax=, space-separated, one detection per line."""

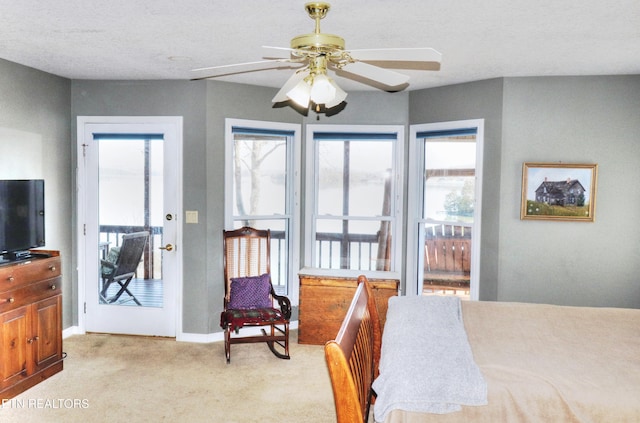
xmin=298 ymin=274 xmax=399 ymax=345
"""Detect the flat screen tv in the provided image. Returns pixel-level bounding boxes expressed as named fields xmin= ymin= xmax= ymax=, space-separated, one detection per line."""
xmin=0 ymin=179 xmax=45 ymax=261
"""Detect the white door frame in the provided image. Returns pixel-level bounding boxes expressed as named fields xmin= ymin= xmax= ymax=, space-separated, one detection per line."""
xmin=76 ymin=116 xmax=183 ymax=337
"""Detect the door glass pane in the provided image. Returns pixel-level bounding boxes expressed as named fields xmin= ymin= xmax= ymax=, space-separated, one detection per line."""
xmin=98 ymin=138 xmax=164 ymax=308
xmin=421 ymin=136 xmax=475 ymax=297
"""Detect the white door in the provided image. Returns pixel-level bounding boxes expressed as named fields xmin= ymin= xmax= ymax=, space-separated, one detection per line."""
xmin=77 ymin=116 xmax=182 ymax=337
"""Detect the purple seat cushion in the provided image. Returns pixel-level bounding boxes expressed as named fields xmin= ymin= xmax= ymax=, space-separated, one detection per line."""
xmin=228 ymin=274 xmax=272 ymax=309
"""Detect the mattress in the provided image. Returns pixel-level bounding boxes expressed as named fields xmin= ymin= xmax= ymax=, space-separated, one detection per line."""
xmin=382 ymin=300 xmax=640 ymax=422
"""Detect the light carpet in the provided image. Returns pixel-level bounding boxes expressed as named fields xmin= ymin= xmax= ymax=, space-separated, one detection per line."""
xmin=1 ymin=331 xmax=335 ymax=422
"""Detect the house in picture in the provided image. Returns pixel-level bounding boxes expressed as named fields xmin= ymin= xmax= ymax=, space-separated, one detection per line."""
xmin=535 ymin=178 xmax=586 ymax=206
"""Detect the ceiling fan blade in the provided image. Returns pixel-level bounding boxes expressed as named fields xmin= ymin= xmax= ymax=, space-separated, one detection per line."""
xmin=339 ymin=61 xmax=410 ymax=87
xmin=349 ymin=47 xmax=441 ymax=63
xmin=191 ymin=60 xmax=300 ymax=80
xmin=272 ymin=71 xmax=308 ymax=103
xmin=349 ymin=47 xmax=442 ymax=71
xmin=262 ymin=46 xmax=296 ymax=59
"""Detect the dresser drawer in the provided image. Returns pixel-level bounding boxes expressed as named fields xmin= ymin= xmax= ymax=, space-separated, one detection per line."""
xmin=0 ymin=277 xmax=61 ymax=313
xmin=0 ymin=256 xmax=61 ymax=293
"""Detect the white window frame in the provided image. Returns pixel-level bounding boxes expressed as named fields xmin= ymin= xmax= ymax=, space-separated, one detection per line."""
xmin=407 ymin=119 xmax=484 ymax=298
xmin=224 ymin=118 xmax=301 ymax=304
xmin=303 ymin=124 xmax=404 ymax=280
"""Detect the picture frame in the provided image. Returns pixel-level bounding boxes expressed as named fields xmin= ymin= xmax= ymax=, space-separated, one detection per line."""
xmin=521 ymin=162 xmax=598 ymax=222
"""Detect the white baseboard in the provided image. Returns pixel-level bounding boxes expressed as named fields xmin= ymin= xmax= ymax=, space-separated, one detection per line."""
xmin=63 ymin=326 xmax=84 ymax=339
xmin=63 ymin=321 xmax=298 ymax=344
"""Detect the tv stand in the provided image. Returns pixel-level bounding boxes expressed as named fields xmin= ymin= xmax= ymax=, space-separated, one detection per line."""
xmin=0 ymin=250 xmax=63 ymax=400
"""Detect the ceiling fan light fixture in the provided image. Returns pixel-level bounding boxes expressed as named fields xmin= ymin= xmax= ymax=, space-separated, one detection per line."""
xmin=309 ymin=73 xmax=336 ymax=104
xmin=286 ymin=78 xmax=312 ymax=107
xmin=285 ymin=71 xmax=347 ymax=109
xmin=324 ymin=81 xmax=347 ymax=108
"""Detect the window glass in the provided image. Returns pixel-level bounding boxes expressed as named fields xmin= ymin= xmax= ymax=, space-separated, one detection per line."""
xmin=417 ymin=131 xmax=477 ymax=298
xmin=317 ymin=140 xmax=392 ymax=217
xmin=423 ymin=140 xmax=476 ymax=223
xmin=232 ymin=134 xmax=287 ymax=217
xmin=310 ymin=128 xmax=401 ymax=272
xmin=226 ymin=122 xmax=298 ymax=295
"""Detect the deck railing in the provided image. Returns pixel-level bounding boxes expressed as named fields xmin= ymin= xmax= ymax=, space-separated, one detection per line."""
xmin=101 ymin=224 xmax=470 ymax=288
xmin=423 ymin=222 xmax=472 ymax=292
xmin=314 ymin=232 xmax=381 ymax=271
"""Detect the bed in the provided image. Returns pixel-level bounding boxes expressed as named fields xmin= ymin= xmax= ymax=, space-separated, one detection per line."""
xmin=325 ymin=275 xmax=640 ymax=423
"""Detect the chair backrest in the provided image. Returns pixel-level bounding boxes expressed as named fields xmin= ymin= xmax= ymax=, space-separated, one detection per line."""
xmin=223 ymin=226 xmax=271 ymax=302
xmin=111 ymin=231 xmax=149 ymax=279
xmin=325 ymin=275 xmax=382 ymax=423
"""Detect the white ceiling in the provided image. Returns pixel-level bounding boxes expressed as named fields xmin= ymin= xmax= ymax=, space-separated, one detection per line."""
xmin=2 ymin=0 xmax=639 ymax=92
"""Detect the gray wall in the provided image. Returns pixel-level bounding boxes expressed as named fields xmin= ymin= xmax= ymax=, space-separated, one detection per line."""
xmin=411 ymin=76 xmax=640 ymax=308
xmin=498 ymin=76 xmax=640 ymax=307
xmin=4 ymin=57 xmax=638 ymax=338
xmin=0 ymin=59 xmax=73 ymax=327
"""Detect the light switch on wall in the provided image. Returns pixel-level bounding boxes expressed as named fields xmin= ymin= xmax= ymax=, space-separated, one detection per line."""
xmin=185 ymin=210 xmax=198 ymax=224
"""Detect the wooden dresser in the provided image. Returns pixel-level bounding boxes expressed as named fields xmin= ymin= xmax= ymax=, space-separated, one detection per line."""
xmin=0 ymin=251 xmax=63 ymax=400
xmin=298 ymin=274 xmax=399 ymax=345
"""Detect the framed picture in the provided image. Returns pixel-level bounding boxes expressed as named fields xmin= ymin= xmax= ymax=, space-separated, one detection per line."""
xmin=521 ymin=162 xmax=598 ymax=222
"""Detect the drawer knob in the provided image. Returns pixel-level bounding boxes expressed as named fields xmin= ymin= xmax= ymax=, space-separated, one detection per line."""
xmin=50 ymin=285 xmax=56 ymax=291
xmin=27 ymin=336 xmax=39 ymax=344
xmin=49 ymin=265 xmax=56 ymax=271
xmin=7 ymin=276 xmax=14 ymax=282
xmin=7 ymin=297 xmax=14 ymax=303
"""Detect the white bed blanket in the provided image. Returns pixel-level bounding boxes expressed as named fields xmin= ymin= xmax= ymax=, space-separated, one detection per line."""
xmin=372 ymin=296 xmax=487 ymax=422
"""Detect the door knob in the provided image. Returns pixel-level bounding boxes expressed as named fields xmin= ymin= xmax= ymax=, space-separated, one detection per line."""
xmin=159 ymin=244 xmax=174 ymax=251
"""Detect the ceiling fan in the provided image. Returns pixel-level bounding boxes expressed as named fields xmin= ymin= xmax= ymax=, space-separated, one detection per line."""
xmin=192 ymin=2 xmax=442 ymax=111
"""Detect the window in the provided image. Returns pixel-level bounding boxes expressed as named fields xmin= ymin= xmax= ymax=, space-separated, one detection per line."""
xmin=407 ymin=120 xmax=484 ymax=298
xmin=224 ymin=119 xmax=300 ymax=296
xmin=305 ymin=125 xmax=404 ymax=276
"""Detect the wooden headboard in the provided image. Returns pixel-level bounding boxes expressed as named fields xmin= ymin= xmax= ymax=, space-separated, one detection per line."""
xmin=324 ymin=275 xmax=382 ymax=423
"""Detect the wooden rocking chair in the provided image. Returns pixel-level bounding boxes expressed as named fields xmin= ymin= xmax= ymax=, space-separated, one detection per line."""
xmin=220 ymin=226 xmax=291 ymax=363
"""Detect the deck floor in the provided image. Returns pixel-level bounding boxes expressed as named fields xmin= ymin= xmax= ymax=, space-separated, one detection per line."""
xmin=101 ymin=277 xmax=164 ymax=308
xmin=423 ymin=285 xmax=470 ymax=300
